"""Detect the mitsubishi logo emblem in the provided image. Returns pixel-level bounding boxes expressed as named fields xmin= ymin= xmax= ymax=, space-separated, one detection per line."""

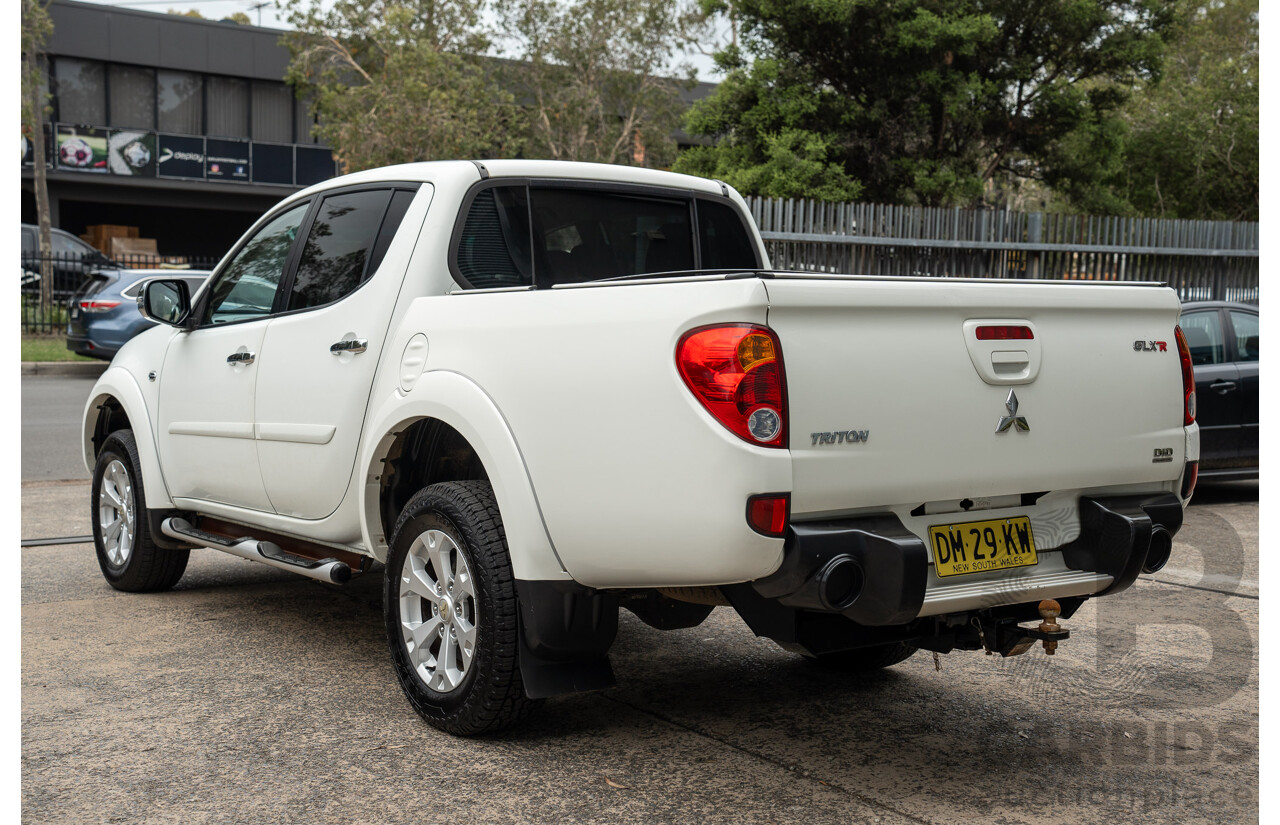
xmin=995 ymin=390 xmax=1030 ymax=433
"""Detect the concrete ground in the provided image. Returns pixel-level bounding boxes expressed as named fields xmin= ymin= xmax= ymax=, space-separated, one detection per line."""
xmin=21 ymin=481 xmax=1257 ymax=824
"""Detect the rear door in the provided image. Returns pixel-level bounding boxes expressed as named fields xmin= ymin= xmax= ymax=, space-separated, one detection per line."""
xmin=1179 ymin=308 xmax=1242 ymax=469
xmin=1227 ymin=308 xmax=1259 ymax=468
xmin=253 ymin=184 xmax=426 ymax=519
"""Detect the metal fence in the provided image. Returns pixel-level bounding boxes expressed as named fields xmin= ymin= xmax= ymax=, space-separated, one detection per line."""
xmin=20 ymin=252 xmax=220 ymax=335
xmin=746 ymin=198 xmax=1260 ymax=304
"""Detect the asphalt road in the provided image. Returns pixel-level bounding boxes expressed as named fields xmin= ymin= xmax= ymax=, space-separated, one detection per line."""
xmin=19 ymin=372 xmax=1258 ymax=822
xmin=20 ymin=373 xmax=101 ymax=482
xmin=20 ymin=473 xmax=1259 ymax=823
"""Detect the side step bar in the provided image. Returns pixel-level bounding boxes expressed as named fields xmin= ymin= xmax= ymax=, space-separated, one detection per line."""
xmin=161 ymin=517 xmax=352 ymax=584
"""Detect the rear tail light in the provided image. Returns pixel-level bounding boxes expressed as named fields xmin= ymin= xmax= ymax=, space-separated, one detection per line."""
xmin=746 ymin=493 xmax=789 ymax=537
xmin=1181 ymin=461 xmax=1199 ymax=500
xmin=1174 ymin=325 xmax=1196 ymax=425
xmin=79 ymin=300 xmax=121 ymax=313
xmin=676 ymin=324 xmax=787 ymax=447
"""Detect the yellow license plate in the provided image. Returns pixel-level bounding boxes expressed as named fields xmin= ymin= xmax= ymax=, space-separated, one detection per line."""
xmin=928 ymin=516 xmax=1038 ymax=578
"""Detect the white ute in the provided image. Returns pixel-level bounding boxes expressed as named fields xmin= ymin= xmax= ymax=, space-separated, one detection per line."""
xmin=82 ymin=160 xmax=1200 ymax=734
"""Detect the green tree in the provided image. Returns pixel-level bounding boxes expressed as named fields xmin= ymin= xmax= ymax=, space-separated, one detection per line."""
xmin=675 ymin=0 xmax=1178 ymax=205
xmin=1110 ymin=0 xmax=1257 ymax=220
xmin=498 ymin=0 xmax=697 ymax=167
xmin=281 ymin=0 xmax=516 ymax=172
xmin=22 ymin=0 xmax=54 ymax=316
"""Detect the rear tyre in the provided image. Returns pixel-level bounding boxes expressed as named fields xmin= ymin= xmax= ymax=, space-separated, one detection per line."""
xmin=384 ymin=480 xmax=541 ymax=735
xmin=91 ymin=429 xmax=189 ymax=592
xmin=804 ymin=642 xmax=918 ymax=672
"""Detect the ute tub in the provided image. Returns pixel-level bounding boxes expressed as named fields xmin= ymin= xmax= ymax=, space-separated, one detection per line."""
xmin=751 ymin=493 xmax=1184 ymax=625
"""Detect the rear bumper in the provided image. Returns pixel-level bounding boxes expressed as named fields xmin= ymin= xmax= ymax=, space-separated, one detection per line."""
xmin=749 ymin=493 xmax=1184 ymax=626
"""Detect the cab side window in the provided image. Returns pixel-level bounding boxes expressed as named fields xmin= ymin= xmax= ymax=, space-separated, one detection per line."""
xmin=205 ymin=202 xmax=309 ymax=325
xmin=287 ymin=188 xmax=403 ymax=312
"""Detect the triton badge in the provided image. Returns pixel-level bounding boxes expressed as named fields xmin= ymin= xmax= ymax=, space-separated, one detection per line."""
xmin=995 ymin=390 xmax=1030 ymax=434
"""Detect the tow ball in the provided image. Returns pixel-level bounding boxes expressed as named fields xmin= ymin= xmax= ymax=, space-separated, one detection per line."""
xmin=984 ymin=599 xmax=1071 ymax=657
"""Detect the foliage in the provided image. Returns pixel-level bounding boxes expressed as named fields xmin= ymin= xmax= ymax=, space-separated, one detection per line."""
xmin=280 ymin=0 xmax=517 ymax=172
xmin=1108 ymin=0 xmax=1257 ymax=220
xmin=675 ymin=0 xmax=1178 ymax=205
xmin=497 ymin=0 xmax=697 ymax=167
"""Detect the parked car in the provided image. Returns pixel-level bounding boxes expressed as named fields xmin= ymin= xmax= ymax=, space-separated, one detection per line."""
xmin=1180 ymin=301 xmax=1258 ymax=480
xmin=66 ymin=269 xmax=211 ymax=360
xmin=21 ymin=223 xmax=115 ymax=292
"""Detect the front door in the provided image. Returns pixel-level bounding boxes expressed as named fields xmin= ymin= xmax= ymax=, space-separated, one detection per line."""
xmin=156 ymin=201 xmax=310 ymax=511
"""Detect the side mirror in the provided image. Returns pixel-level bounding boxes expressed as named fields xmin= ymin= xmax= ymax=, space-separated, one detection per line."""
xmin=139 ymin=279 xmax=193 ymax=328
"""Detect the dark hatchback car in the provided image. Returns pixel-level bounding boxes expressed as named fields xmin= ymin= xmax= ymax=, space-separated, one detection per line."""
xmin=67 ymin=269 xmax=210 ymax=360
xmin=21 ymin=223 xmax=115 ymax=292
xmin=1181 ymin=301 xmax=1259 ymax=480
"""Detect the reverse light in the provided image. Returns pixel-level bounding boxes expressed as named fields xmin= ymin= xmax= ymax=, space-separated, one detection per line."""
xmin=746 ymin=493 xmax=789 ymax=537
xmin=677 ymin=324 xmax=787 ymax=447
xmin=79 ymin=300 xmax=121 ymax=313
xmin=1174 ymin=325 xmax=1197 ymax=425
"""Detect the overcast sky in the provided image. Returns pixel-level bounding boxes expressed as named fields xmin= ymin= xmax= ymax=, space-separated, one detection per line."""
xmin=70 ymin=0 xmax=726 ymax=81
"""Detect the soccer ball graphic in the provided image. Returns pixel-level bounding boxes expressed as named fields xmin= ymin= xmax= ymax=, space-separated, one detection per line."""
xmin=60 ymin=137 xmax=92 ymax=167
xmin=122 ymin=140 xmax=151 ymax=169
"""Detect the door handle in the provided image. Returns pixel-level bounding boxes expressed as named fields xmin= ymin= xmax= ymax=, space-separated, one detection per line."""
xmin=330 ymin=338 xmax=368 ymax=355
xmin=227 ymin=351 xmax=255 ymax=365
xmin=1210 ymin=380 xmax=1237 ymax=394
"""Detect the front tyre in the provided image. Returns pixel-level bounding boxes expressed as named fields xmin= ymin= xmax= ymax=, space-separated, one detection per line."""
xmin=384 ymin=481 xmax=540 ymax=735
xmin=91 ymin=429 xmax=189 ymax=592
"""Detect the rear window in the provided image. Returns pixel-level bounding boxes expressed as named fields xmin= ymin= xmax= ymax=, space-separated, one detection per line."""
xmin=451 ymin=183 xmax=759 ymax=289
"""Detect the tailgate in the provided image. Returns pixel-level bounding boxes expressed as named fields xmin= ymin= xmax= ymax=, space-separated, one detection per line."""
xmin=765 ymin=275 xmax=1188 ymax=517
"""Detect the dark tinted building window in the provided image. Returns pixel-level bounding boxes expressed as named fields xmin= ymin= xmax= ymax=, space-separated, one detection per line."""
xmin=697 ymin=199 xmax=759 ymax=270
xmin=252 ymin=81 xmax=293 ymax=143
xmin=55 ymin=58 xmax=105 ymax=125
xmin=158 ymin=70 xmax=203 ymax=134
xmin=207 ymin=76 xmax=249 ymax=138
xmin=288 ymin=189 xmax=395 ymax=311
xmin=531 ymin=188 xmax=693 ymax=287
xmin=455 ymin=187 xmax=533 ymax=289
xmin=108 ymin=65 xmax=156 ymax=129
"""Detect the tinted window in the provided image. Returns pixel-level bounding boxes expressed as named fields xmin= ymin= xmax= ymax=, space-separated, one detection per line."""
xmin=367 ymin=189 xmax=418 ymax=276
xmin=1180 ymin=311 xmax=1225 ymax=366
xmin=456 ymin=187 xmax=533 ymax=289
xmin=1230 ymin=311 xmax=1258 ymax=362
xmin=53 ymin=232 xmax=95 ymax=259
xmin=532 ymin=188 xmax=693 ymax=287
xmin=698 ymin=200 xmax=758 ymax=270
xmin=288 ymin=190 xmax=394 ymax=311
xmin=206 ymin=202 xmax=308 ymax=324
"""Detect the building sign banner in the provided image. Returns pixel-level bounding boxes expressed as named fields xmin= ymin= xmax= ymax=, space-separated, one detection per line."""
xmin=206 ymin=138 xmax=250 ymax=182
xmin=251 ymin=143 xmax=293 ymax=185
xmin=55 ymin=125 xmax=109 ymax=173
xmin=21 ymin=124 xmax=53 ymax=168
xmin=296 ymin=146 xmax=337 ymax=187
xmin=108 ymin=130 xmax=157 ymax=177
xmin=157 ymin=135 xmax=206 ymax=180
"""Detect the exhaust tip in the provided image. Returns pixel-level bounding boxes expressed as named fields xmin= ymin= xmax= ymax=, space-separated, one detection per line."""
xmin=817 ymin=556 xmax=863 ymax=611
xmin=1142 ymin=527 xmax=1173 ymax=574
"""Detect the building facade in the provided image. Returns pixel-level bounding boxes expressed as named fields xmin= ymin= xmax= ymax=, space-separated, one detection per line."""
xmin=21 ymin=0 xmax=339 ymax=258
